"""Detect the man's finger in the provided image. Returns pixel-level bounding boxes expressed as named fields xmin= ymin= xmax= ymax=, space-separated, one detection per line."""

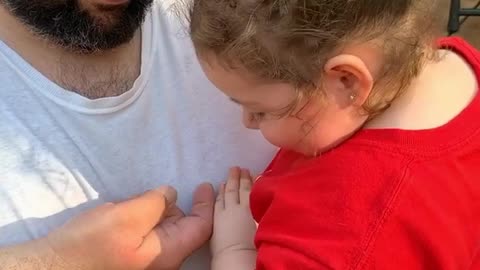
xmin=163 ymin=204 xmax=186 ymax=223
xmin=174 ymin=183 xmax=215 ymax=253
xmin=190 ymin=182 xmax=215 ymax=221
xmin=178 ymin=182 xmax=215 ymax=237
xmin=116 ymin=186 xmax=177 ymax=234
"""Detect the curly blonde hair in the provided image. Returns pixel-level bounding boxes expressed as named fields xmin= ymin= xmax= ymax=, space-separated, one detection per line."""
xmin=189 ymin=0 xmax=440 ymax=116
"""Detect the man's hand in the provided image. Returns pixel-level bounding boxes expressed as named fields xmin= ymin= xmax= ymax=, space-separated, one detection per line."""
xmin=43 ymin=183 xmax=215 ymax=270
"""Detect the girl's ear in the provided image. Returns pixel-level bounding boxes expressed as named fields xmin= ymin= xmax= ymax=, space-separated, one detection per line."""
xmin=322 ymin=54 xmax=374 ymax=108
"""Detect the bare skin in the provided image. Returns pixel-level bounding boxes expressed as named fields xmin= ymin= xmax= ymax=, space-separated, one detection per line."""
xmin=0 ymin=4 xmax=140 ymax=99
xmin=0 ymin=184 xmax=216 ymax=270
xmin=211 ymin=167 xmax=257 ymax=270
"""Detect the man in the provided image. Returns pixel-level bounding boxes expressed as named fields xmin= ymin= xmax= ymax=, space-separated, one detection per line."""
xmin=0 ymin=0 xmax=275 ymax=269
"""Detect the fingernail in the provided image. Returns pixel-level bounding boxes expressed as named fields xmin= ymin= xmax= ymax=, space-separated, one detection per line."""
xmin=156 ymin=186 xmax=177 ymax=204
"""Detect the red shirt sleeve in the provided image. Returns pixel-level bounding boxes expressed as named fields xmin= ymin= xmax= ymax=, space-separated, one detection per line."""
xmin=252 ymin=150 xmax=406 ymax=270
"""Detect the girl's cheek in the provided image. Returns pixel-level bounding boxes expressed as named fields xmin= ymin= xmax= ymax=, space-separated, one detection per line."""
xmin=260 ymin=121 xmax=301 ymax=149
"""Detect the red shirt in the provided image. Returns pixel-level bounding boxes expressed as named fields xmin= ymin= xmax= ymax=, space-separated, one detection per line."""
xmin=251 ymin=37 xmax=480 ymax=270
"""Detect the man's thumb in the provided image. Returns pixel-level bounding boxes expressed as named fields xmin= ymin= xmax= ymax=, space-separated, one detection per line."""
xmin=117 ymin=186 xmax=178 ymax=234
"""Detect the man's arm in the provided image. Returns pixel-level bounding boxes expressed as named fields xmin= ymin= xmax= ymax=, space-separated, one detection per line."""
xmin=0 ymin=239 xmax=71 ymax=270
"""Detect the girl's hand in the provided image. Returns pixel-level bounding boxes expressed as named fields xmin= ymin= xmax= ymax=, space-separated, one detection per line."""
xmin=211 ymin=167 xmax=257 ymax=270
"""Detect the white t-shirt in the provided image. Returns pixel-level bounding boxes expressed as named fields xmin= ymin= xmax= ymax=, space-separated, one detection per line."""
xmin=0 ymin=1 xmax=276 ymax=269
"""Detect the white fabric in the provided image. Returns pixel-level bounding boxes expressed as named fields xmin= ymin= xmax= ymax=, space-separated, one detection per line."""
xmin=0 ymin=1 xmax=276 ymax=269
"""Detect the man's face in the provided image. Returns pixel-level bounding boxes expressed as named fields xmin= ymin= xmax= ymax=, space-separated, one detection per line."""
xmin=1 ymin=0 xmax=153 ymax=53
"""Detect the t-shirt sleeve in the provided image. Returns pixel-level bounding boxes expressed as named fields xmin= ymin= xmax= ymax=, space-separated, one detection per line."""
xmin=251 ymin=151 xmax=410 ymax=270
xmin=253 ymin=172 xmax=380 ymax=270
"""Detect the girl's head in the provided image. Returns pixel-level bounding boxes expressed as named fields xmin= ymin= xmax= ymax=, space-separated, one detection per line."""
xmin=189 ymin=0 xmax=439 ymax=156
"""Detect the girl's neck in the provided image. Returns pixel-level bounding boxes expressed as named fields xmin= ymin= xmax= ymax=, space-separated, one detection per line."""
xmin=364 ymin=49 xmax=478 ymax=131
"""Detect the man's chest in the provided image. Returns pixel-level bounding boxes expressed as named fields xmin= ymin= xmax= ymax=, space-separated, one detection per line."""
xmin=0 ymin=96 xmax=275 ymax=246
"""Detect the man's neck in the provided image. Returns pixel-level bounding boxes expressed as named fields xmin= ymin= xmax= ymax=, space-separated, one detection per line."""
xmin=0 ymin=5 xmax=142 ymax=99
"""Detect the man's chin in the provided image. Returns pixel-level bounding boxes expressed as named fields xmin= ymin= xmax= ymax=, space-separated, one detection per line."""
xmin=90 ymin=0 xmax=131 ymax=7
xmin=53 ymin=32 xmax=138 ymax=54
xmin=88 ymin=11 xmax=127 ymax=31
xmin=2 ymin=0 xmax=152 ymax=53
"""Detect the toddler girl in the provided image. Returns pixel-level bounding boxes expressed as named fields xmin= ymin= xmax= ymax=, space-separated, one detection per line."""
xmin=189 ymin=0 xmax=480 ymax=269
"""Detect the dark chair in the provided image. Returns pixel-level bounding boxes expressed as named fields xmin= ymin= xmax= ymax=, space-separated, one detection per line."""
xmin=448 ymin=0 xmax=480 ymax=35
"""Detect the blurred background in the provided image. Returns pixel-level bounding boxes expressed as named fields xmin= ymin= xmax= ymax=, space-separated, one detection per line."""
xmin=441 ymin=0 xmax=480 ymax=48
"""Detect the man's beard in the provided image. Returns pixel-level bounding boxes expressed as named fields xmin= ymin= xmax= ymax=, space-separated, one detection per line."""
xmin=1 ymin=0 xmax=153 ymax=53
